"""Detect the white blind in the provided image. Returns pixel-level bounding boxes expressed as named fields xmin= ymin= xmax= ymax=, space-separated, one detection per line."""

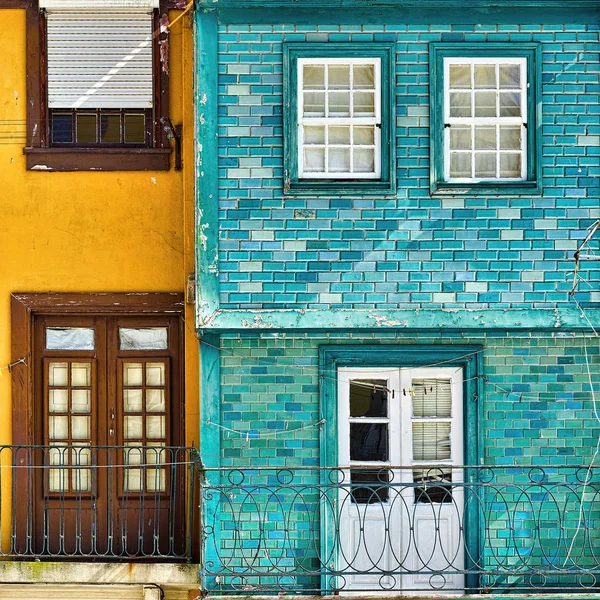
xmin=46 ymin=9 xmax=154 ymax=109
xmin=412 ymin=378 xmax=452 ymax=417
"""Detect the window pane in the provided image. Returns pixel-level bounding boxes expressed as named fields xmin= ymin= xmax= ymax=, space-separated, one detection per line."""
xmin=474 ymin=91 xmax=496 ymax=117
xmin=46 ymin=327 xmax=95 ymax=351
xmin=499 ymin=92 xmax=521 ymax=117
xmin=449 ymin=126 xmax=471 ymax=150
xmin=499 ymin=64 xmax=520 ymax=88
xmin=350 ymin=379 xmax=388 ymax=418
xmin=328 ymin=92 xmax=350 ymax=117
xmin=146 ymin=416 xmax=166 ymax=439
xmin=414 ymin=470 xmax=453 ymax=504
xmin=76 ymin=113 xmax=97 ymax=143
xmin=474 ymin=126 xmax=496 ymax=150
xmin=72 ymin=468 xmax=91 ymax=492
xmin=100 ymin=113 xmax=121 ymax=143
xmin=146 ymin=469 xmax=166 ymax=492
xmin=353 ymin=149 xmax=375 ymax=173
xmin=146 ymin=389 xmax=166 ymax=413
xmin=474 ymin=64 xmax=496 ymax=88
xmin=124 ymin=389 xmax=143 ymax=412
xmin=351 ymin=469 xmax=390 ymax=504
xmin=328 ymin=148 xmax=350 ymax=172
xmin=49 ymin=416 xmax=69 ymax=440
xmin=329 ymin=126 xmax=350 ymax=145
xmin=412 ymin=379 xmax=452 ymax=418
xmin=71 ymin=389 xmax=91 ymax=413
xmin=500 ymin=126 xmax=521 ymax=150
xmin=125 ymin=444 xmax=143 ymax=466
xmin=353 ymin=91 xmax=374 ymax=116
xmin=49 ymin=389 xmax=69 ymax=413
xmin=71 ymin=363 xmax=91 ymax=387
xmin=449 ymin=92 xmax=471 ymax=118
xmin=49 ymin=469 xmax=68 ymax=492
xmin=449 ymin=64 xmax=470 ymax=88
xmin=303 ymin=92 xmax=325 ymax=117
xmin=500 ymin=153 xmax=522 ymax=178
xmin=124 ymin=114 xmax=145 ymax=144
xmin=52 ymin=113 xmax=73 ymax=143
xmin=304 ymin=125 xmax=325 ymax=144
xmin=49 ymin=445 xmax=68 ymax=466
xmin=412 ymin=422 xmax=451 ymax=461
xmin=328 ymin=64 xmax=350 ymax=89
xmin=146 ymin=444 xmax=166 ymax=465
xmin=475 ymin=153 xmax=497 ymax=178
xmin=119 ymin=327 xmax=168 ymax=351
xmin=146 ymin=363 xmax=165 ymax=386
xmin=123 ymin=363 xmax=143 ymax=386
xmin=124 ymin=469 xmax=142 ymax=492
xmin=49 ymin=362 xmax=69 ymax=387
xmin=350 ymin=423 xmax=388 ymax=462
xmin=353 ymin=64 xmax=374 ymax=89
xmin=303 ymin=65 xmax=324 ymax=89
xmin=354 ymin=126 xmax=375 ymax=145
xmin=71 ymin=416 xmax=90 ymax=440
xmin=124 ymin=416 xmax=143 ymax=440
xmin=304 ymin=148 xmax=325 ymax=172
xmin=449 ymin=153 xmax=471 ymax=178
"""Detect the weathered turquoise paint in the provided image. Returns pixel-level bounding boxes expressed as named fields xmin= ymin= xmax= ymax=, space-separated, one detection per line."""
xmin=429 ymin=42 xmax=543 ymax=196
xmin=195 ymin=8 xmax=220 ymax=326
xmin=318 ymin=344 xmax=483 ymax=592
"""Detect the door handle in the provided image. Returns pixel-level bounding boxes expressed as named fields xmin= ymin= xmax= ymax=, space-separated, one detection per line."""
xmin=109 ymin=428 xmax=114 ymax=438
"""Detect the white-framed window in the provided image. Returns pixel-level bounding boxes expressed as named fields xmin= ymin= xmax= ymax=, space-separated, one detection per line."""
xmin=297 ymin=58 xmax=381 ymax=179
xmin=444 ymin=57 xmax=527 ymax=182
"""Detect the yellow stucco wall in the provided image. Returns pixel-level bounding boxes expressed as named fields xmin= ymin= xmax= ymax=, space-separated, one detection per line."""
xmin=0 ymin=7 xmax=199 ymax=545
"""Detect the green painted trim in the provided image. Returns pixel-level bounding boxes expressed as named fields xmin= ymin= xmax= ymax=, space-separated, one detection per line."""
xmin=283 ymin=43 xmax=396 ymax=197
xmin=195 ymin=8 xmax=220 ymax=326
xmin=318 ymin=344 xmax=483 ymax=592
xmin=199 ymin=333 xmax=222 ymax=590
xmin=429 ymin=42 xmax=542 ymax=197
xmin=196 ymin=0 xmax=600 ymax=25
xmin=198 ymin=307 xmax=599 ymax=332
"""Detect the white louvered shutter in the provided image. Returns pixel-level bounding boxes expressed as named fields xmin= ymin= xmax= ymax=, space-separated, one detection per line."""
xmin=45 ymin=8 xmax=154 ymax=109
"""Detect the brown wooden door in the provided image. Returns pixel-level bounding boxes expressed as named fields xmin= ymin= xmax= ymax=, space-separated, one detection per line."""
xmin=28 ymin=314 xmax=184 ymax=559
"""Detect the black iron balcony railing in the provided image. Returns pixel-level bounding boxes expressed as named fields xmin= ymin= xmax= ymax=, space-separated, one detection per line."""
xmin=1 ymin=445 xmax=199 ymax=560
xmin=199 ymin=466 xmax=600 ymax=594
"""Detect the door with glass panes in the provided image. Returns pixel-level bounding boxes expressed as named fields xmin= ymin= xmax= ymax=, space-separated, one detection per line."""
xmin=30 ymin=315 xmax=184 ymax=557
xmin=338 ymin=367 xmax=464 ymax=593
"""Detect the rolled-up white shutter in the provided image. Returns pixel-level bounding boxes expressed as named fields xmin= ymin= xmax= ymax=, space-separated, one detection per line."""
xmin=45 ymin=8 xmax=154 ymax=109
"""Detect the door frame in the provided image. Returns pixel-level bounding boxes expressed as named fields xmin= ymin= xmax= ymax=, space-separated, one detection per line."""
xmin=10 ymin=292 xmax=185 ymax=555
xmin=319 ymin=344 xmax=483 ymax=593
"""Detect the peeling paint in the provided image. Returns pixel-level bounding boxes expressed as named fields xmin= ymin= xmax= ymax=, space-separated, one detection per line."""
xmin=159 ymin=14 xmax=170 ymax=74
xmin=151 ymin=177 xmax=157 ymax=184
xmin=30 ymin=164 xmax=52 ymax=171
xmin=200 ymin=93 xmax=207 ymax=105
xmin=199 ymin=222 xmax=209 ymax=251
xmin=242 ymin=315 xmax=274 ymax=329
xmin=370 ymin=314 xmax=409 ymax=327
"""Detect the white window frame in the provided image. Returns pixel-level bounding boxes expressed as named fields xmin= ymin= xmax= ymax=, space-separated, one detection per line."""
xmin=297 ymin=57 xmax=382 ymax=180
xmin=443 ymin=57 xmax=528 ymax=183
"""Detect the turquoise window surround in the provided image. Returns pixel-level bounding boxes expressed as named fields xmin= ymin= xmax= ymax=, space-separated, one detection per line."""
xmin=283 ymin=43 xmax=396 ymax=197
xmin=318 ymin=343 xmax=483 ymax=592
xmin=429 ymin=42 xmax=542 ymax=196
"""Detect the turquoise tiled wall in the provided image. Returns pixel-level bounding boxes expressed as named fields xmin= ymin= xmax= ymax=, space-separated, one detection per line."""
xmin=216 ymin=24 xmax=600 ymax=310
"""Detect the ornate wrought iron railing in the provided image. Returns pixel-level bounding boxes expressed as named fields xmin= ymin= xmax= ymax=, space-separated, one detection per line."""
xmin=0 ymin=445 xmax=199 ymax=560
xmin=199 ymin=466 xmax=600 ymax=594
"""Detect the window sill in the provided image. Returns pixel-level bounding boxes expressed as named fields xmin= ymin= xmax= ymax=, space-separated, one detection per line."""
xmin=287 ymin=179 xmax=396 ymax=197
xmin=431 ymin=180 xmax=542 ymax=196
xmin=23 ymin=147 xmax=172 ymax=172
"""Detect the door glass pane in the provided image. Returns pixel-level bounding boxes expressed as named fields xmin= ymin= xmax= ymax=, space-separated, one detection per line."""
xmin=146 ymin=416 xmax=166 ymax=439
xmin=414 ymin=469 xmax=453 ymax=503
xmin=124 ymin=416 xmax=143 ymax=439
xmin=71 ymin=416 xmax=90 ymax=440
xmin=353 ymin=149 xmax=375 ymax=173
xmin=49 ymin=389 xmax=69 ymax=413
xmin=303 ymin=92 xmax=325 ymax=116
xmin=119 ymin=327 xmax=168 ymax=351
xmin=475 ymin=92 xmax=496 ymax=117
xmin=353 ymin=91 xmax=374 ymax=116
xmin=350 ymin=469 xmax=390 ymax=504
xmin=71 ymin=363 xmax=91 ymax=387
xmin=72 ymin=447 xmax=92 ymax=492
xmin=474 ymin=126 xmax=496 ymax=150
xmin=412 ymin=379 xmax=452 ymax=418
xmin=328 ymin=64 xmax=350 ymax=89
xmin=353 ymin=64 xmax=374 ymax=89
xmin=100 ymin=113 xmax=121 ymax=143
xmin=125 ymin=444 xmax=143 ymax=466
xmin=146 ymin=443 xmax=166 ymax=465
xmin=46 ymin=328 xmax=95 ymax=350
xmin=500 ymin=153 xmax=522 ymax=178
xmin=500 ymin=126 xmax=521 ymax=150
xmin=449 ymin=64 xmax=470 ymax=88
xmin=412 ymin=422 xmax=451 ymax=461
xmin=329 ymin=126 xmax=350 ymax=145
xmin=303 ymin=65 xmax=324 ymax=89
xmin=474 ymin=64 xmax=496 ymax=88
xmin=304 ymin=125 xmax=325 ymax=144
xmin=475 ymin=153 xmax=497 ymax=178
xmin=354 ymin=126 xmax=374 ymax=145
xmin=146 ymin=389 xmax=166 ymax=413
xmin=499 ymin=92 xmax=521 ymax=117
xmin=49 ymin=416 xmax=69 ymax=440
xmin=146 ymin=363 xmax=165 ymax=386
xmin=71 ymin=389 xmax=91 ymax=413
xmin=49 ymin=363 xmax=69 ymax=387
xmin=328 ymin=148 xmax=350 ymax=172
xmin=350 ymin=379 xmax=387 ymax=417
xmin=450 ymin=126 xmax=471 ymax=150
xmin=328 ymin=92 xmax=350 ymax=117
xmin=49 ymin=469 xmax=68 ymax=492
xmin=146 ymin=469 xmax=166 ymax=492
xmin=449 ymin=92 xmax=471 ymax=118
xmin=124 ymin=469 xmax=142 ymax=492
xmin=123 ymin=113 xmax=146 ymax=144
xmin=304 ymin=148 xmax=325 ymax=172
xmin=124 ymin=389 xmax=143 ymax=412
xmin=124 ymin=363 xmax=143 ymax=386
xmin=350 ymin=423 xmax=388 ymax=462
xmin=449 ymin=153 xmax=471 ymax=178
xmin=499 ymin=64 xmax=520 ymax=88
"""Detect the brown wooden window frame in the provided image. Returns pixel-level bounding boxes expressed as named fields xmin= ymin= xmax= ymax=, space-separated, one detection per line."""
xmin=22 ymin=0 xmax=174 ymax=171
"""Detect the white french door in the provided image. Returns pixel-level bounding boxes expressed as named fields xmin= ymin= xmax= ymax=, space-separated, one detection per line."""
xmin=337 ymin=366 xmax=465 ymax=594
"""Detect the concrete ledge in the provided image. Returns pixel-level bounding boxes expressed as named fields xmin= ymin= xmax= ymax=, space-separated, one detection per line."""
xmin=0 ymin=561 xmax=200 ymax=585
